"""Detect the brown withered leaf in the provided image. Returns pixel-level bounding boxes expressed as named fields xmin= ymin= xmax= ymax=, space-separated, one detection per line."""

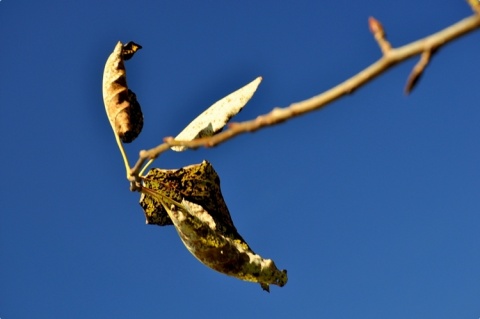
xmin=139 ymin=160 xmax=288 ymax=292
xmin=102 ymin=41 xmax=143 ymax=143
xmin=122 ymin=41 xmax=142 ymax=61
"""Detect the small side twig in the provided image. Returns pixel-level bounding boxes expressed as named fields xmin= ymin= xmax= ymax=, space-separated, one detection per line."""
xmin=129 ymin=13 xmax=480 ymax=184
xmin=369 ymin=16 xmax=392 ymax=54
xmin=405 ymin=49 xmax=435 ymax=94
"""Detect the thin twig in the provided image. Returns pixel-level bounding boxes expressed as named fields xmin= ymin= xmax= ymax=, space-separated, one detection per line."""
xmin=369 ymin=16 xmax=392 ymax=54
xmin=405 ymin=49 xmax=434 ymax=94
xmin=129 ymin=14 xmax=480 ymax=185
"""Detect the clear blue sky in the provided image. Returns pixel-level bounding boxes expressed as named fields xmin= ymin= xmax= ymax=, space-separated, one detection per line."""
xmin=1 ymin=1 xmax=480 ymax=318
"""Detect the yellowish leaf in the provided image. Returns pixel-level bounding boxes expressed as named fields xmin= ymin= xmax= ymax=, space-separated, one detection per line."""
xmin=172 ymin=77 xmax=262 ymax=151
xmin=140 ymin=161 xmax=287 ymax=291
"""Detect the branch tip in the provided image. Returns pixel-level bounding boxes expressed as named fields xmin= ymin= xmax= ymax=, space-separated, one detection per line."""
xmin=369 ymin=16 xmax=392 ymax=54
xmin=368 ymin=16 xmax=384 ymax=35
xmin=405 ymin=50 xmax=433 ymax=94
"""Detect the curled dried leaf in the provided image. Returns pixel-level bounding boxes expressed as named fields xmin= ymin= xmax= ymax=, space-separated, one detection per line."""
xmin=122 ymin=41 xmax=142 ymax=60
xmin=102 ymin=41 xmax=143 ymax=143
xmin=140 ymin=161 xmax=288 ymax=291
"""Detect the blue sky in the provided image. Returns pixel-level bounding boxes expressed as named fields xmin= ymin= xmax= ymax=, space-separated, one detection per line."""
xmin=1 ymin=1 xmax=480 ymax=318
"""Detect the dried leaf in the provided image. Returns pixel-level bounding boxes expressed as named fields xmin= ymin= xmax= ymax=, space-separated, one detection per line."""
xmin=121 ymin=41 xmax=142 ymax=61
xmin=102 ymin=41 xmax=143 ymax=143
xmin=172 ymin=77 xmax=262 ymax=151
xmin=140 ymin=161 xmax=287 ymax=291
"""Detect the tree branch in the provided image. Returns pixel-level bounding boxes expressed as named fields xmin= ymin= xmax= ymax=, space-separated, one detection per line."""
xmin=129 ymin=13 xmax=480 ymax=187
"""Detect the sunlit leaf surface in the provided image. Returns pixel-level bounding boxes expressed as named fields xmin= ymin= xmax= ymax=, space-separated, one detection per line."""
xmin=140 ymin=161 xmax=287 ymax=291
xmin=172 ymin=77 xmax=262 ymax=151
